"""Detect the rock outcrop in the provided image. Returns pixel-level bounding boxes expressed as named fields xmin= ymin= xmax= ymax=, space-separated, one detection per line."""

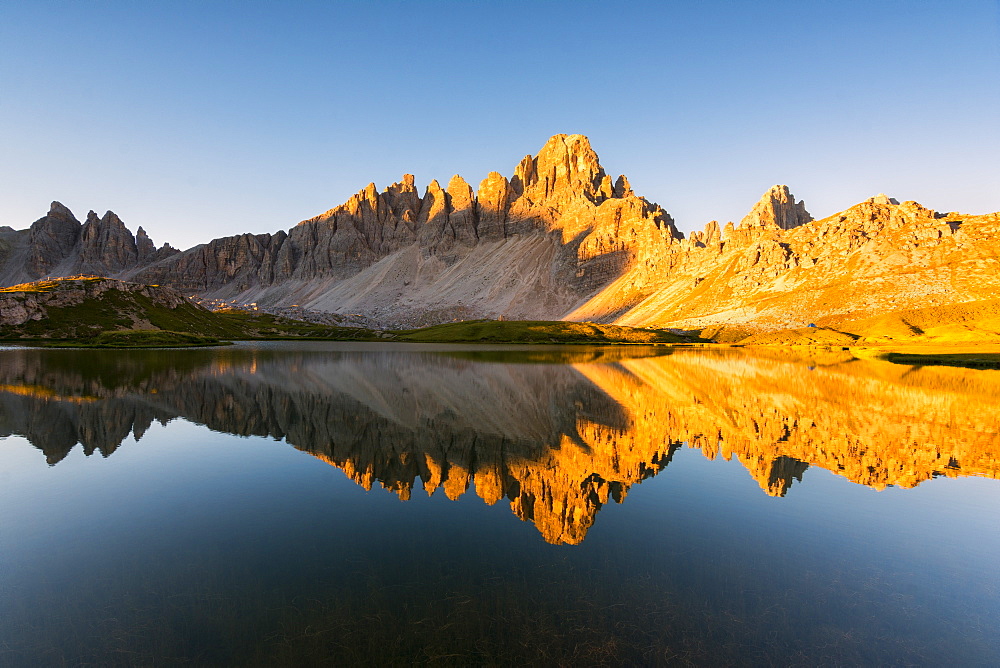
xmin=0 ymin=277 xmax=198 ymax=336
xmin=570 ymin=192 xmax=1000 ymax=333
xmin=739 ymin=185 xmax=812 ymax=231
xmin=27 ymin=202 xmax=82 ymax=277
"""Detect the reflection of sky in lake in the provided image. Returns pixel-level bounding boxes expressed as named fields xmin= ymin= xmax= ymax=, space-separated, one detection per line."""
xmin=1 ymin=343 xmax=999 ymax=665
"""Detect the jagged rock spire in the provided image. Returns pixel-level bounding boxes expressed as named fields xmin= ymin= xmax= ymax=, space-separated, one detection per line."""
xmin=476 ymin=171 xmax=514 ymax=240
xmin=514 ymin=133 xmax=608 ymax=204
xmin=79 ymin=210 xmax=139 ymax=273
xmin=740 ymin=185 xmax=812 ymax=231
xmin=27 ymin=202 xmax=82 ymax=276
xmin=47 ymin=201 xmax=77 ymax=221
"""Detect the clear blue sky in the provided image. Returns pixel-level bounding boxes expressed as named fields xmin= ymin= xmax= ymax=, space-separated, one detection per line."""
xmin=2 ymin=0 xmax=998 ymax=249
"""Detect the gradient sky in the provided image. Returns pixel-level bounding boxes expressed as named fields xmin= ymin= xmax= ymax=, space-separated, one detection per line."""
xmin=2 ymin=0 xmax=998 ymax=249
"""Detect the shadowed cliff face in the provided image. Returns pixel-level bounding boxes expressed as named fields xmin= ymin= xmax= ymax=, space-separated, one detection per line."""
xmin=1 ymin=345 xmax=998 ymax=544
xmin=15 ymin=204 xmax=178 ymax=282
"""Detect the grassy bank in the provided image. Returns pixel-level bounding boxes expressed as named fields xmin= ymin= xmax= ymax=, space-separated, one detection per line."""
xmin=850 ymin=344 xmax=1000 ymax=369
xmin=392 ymin=320 xmax=692 ymax=344
xmin=877 ymin=352 xmax=1000 ymax=369
xmin=41 ymin=330 xmax=231 ymax=348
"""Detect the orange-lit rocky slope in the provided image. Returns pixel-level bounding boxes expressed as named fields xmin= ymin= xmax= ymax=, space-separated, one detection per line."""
xmin=5 ymin=134 xmax=996 ymax=332
xmin=1 ymin=346 xmax=997 ymax=544
xmin=576 ymin=194 xmax=1000 ymax=334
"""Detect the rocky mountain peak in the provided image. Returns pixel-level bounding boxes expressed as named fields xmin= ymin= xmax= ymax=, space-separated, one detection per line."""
xmin=135 ymin=226 xmax=156 ymax=261
xmin=870 ymin=193 xmax=900 ymax=206
xmin=22 ymin=203 xmax=175 ymax=280
xmin=418 ymin=179 xmax=448 ymax=226
xmin=387 ymin=173 xmax=417 ymax=193
xmin=382 ymin=174 xmax=422 ymax=224
xmin=613 ymin=175 xmax=634 ymax=198
xmin=527 ymin=133 xmax=607 ymax=203
xmin=28 ymin=203 xmax=83 ymax=277
xmin=47 ymin=201 xmax=77 ymax=222
xmin=102 ymin=210 xmax=125 ymax=227
xmin=81 ymin=210 xmax=129 ymax=237
xmin=424 ymin=178 xmax=444 ymax=197
xmin=740 ymin=185 xmax=812 ymax=231
xmin=476 ymin=171 xmax=514 ymax=240
xmin=511 ymin=154 xmax=536 ymax=196
xmin=447 ymin=174 xmax=472 ymax=194
xmin=79 ymin=209 xmax=138 ymax=274
xmin=446 ymin=175 xmax=477 ymax=246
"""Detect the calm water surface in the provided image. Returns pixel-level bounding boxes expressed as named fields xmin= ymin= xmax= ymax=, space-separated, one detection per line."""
xmin=1 ymin=342 xmax=998 ymax=666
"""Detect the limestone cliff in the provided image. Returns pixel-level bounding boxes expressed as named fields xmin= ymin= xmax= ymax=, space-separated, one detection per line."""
xmin=2 ymin=202 xmax=177 ymax=284
xmin=125 ymin=134 xmax=680 ymax=325
xmin=4 ymin=135 xmax=999 ymax=332
xmin=571 ymin=192 xmax=1000 ymax=333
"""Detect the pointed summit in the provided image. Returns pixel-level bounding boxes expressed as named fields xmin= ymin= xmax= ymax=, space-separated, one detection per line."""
xmin=613 ymin=175 xmax=633 ymax=199
xmin=47 ymin=201 xmax=76 ymax=221
xmin=27 ymin=202 xmax=82 ymax=276
xmin=531 ymin=134 xmax=607 ymax=201
xmin=476 ymin=171 xmax=513 ymax=240
xmin=870 ymin=193 xmax=899 ymax=206
xmin=740 ymin=185 xmax=812 ymax=231
xmin=79 ymin=209 xmax=139 ymax=273
xmin=136 ymin=226 xmax=156 ymax=261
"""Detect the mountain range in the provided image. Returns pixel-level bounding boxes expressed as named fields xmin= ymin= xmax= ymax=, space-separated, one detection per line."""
xmin=3 ymin=134 xmax=998 ymax=333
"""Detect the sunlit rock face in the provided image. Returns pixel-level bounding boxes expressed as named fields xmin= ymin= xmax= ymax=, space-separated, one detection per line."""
xmin=4 ymin=136 xmax=1000 ymax=331
xmin=1 ymin=346 xmax=998 ymax=544
xmin=574 ymin=194 xmax=1000 ymax=332
xmin=125 ymin=134 xmax=682 ymax=326
xmin=739 ymin=185 xmax=812 ymax=232
xmin=0 ymin=136 xmax=683 ymax=326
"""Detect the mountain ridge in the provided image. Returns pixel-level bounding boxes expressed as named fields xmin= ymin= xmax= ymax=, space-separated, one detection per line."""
xmin=3 ymin=134 xmax=998 ymax=333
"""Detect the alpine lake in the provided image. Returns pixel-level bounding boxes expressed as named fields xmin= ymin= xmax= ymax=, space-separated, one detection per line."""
xmin=1 ymin=341 xmax=998 ymax=666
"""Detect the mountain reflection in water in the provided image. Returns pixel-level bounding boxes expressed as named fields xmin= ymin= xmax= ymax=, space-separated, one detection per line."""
xmin=1 ymin=343 xmax=998 ymax=544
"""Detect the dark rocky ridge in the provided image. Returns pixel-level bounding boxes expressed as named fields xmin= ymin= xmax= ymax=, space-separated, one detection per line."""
xmin=14 ymin=203 xmax=178 ymax=281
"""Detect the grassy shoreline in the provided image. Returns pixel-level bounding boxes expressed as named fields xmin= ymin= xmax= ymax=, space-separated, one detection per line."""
xmin=4 ymin=318 xmax=1000 ymax=370
xmin=0 ymin=319 xmax=700 ymax=348
xmin=34 ymin=330 xmax=233 ymax=349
